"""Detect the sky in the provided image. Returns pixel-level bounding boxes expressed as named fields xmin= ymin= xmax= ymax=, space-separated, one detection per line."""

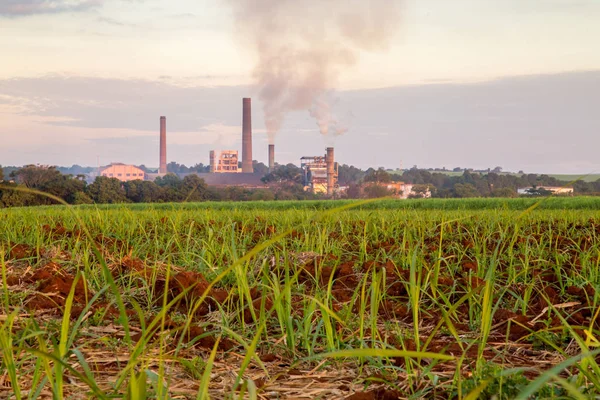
xmin=0 ymin=0 xmax=599 ymax=173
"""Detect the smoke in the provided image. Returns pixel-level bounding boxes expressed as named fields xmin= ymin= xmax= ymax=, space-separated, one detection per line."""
xmin=227 ymin=0 xmax=401 ymax=143
xmin=309 ymin=93 xmax=349 ymax=137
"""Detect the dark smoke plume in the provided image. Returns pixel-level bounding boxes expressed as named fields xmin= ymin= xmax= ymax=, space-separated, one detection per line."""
xmin=227 ymin=0 xmax=401 ymax=143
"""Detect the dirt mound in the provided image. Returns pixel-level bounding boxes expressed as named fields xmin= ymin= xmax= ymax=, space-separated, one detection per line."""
xmin=168 ymin=271 xmax=230 ymax=316
xmin=8 ymin=243 xmax=37 ymax=260
xmin=24 ymin=262 xmax=90 ymax=311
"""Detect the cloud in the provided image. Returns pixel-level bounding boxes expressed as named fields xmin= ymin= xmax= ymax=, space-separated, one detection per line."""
xmin=0 ymin=0 xmax=102 ymax=17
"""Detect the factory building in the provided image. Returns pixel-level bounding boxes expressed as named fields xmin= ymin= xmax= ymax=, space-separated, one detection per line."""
xmin=146 ymin=97 xmax=339 ymax=194
xmin=301 ymin=147 xmax=338 ymax=194
xmin=99 ymin=163 xmax=146 ymax=182
xmin=210 ymin=150 xmax=240 ymax=173
xmin=199 ymin=98 xmax=266 ymax=186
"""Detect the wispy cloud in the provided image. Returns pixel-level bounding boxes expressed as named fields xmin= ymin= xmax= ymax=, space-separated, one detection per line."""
xmin=0 ymin=0 xmax=103 ymax=17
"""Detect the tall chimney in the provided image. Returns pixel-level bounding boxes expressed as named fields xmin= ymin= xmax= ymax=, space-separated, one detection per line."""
xmin=268 ymin=144 xmax=275 ymax=172
xmin=326 ymin=147 xmax=335 ymax=196
xmin=241 ymin=98 xmax=254 ymax=173
xmin=159 ymin=116 xmax=167 ymax=174
xmin=209 ymin=150 xmax=216 ymax=173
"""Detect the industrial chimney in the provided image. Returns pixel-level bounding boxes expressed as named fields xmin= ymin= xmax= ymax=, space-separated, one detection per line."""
xmin=326 ymin=147 xmax=335 ymax=196
xmin=209 ymin=150 xmax=216 ymax=173
xmin=241 ymin=98 xmax=254 ymax=173
xmin=159 ymin=116 xmax=167 ymax=174
xmin=268 ymin=144 xmax=275 ymax=172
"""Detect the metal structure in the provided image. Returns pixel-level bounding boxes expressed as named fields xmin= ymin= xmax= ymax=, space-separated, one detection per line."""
xmin=159 ymin=116 xmax=167 ymax=174
xmin=209 ymin=150 xmax=240 ymax=173
xmin=301 ymin=148 xmax=338 ymax=195
xmin=241 ymin=98 xmax=253 ymax=173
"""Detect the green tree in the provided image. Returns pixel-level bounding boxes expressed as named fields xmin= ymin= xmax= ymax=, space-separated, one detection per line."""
xmin=139 ymin=181 xmax=165 ymax=202
xmin=363 ymin=183 xmax=393 ymax=199
xmin=262 ymin=164 xmax=303 ymax=184
xmin=44 ymin=174 xmax=86 ymax=204
xmin=11 ymin=165 xmax=59 ymax=188
xmin=0 ymin=183 xmax=39 ymax=207
xmin=490 ymin=187 xmax=517 ymax=198
xmin=180 ymin=175 xmax=209 ymax=202
xmin=409 ymin=184 xmax=432 ymax=198
xmin=364 ymin=167 xmax=391 ymax=183
xmin=252 ymin=161 xmax=269 ymax=177
xmin=525 ymin=186 xmax=553 ymax=196
xmin=338 ymin=164 xmax=366 ymax=185
xmin=0 ymin=165 xmax=4 ymax=182
xmin=274 ymin=189 xmax=296 ymax=200
xmin=8 ymin=165 xmax=86 ymax=205
xmin=344 ymin=183 xmax=362 ymax=199
xmin=155 ymin=173 xmax=184 ymax=201
xmin=73 ymin=191 xmax=94 ymax=204
xmin=155 ymin=173 xmax=181 ymax=188
xmin=167 ymin=162 xmax=190 ymax=174
xmin=123 ymin=180 xmax=141 ymax=201
xmin=453 ymin=183 xmax=480 ymax=198
xmin=86 ymin=177 xmax=129 ymax=204
xmin=217 ymin=186 xmax=252 ymax=201
xmin=250 ymin=189 xmax=275 ymax=201
xmin=123 ymin=180 xmax=165 ymax=203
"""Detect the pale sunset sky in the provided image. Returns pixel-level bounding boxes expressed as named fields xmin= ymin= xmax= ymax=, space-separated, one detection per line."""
xmin=1 ymin=0 xmax=599 ymax=173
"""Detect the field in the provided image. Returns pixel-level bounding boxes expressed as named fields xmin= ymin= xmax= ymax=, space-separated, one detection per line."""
xmin=2 ymin=199 xmax=600 ymax=399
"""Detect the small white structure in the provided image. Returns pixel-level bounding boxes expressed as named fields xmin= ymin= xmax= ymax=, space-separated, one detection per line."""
xmin=378 ymin=182 xmax=432 ymax=199
xmin=400 ymin=183 xmax=432 ymax=199
xmin=518 ymin=186 xmax=574 ymax=195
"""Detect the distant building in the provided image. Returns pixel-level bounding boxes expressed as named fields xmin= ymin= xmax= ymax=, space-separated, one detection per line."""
xmin=301 ymin=153 xmax=338 ymax=194
xmin=518 ymin=186 xmax=574 ymax=195
xmin=210 ymin=150 xmax=240 ymax=173
xmin=98 ymin=163 xmax=146 ymax=182
xmin=392 ymin=182 xmax=432 ymax=199
xmin=371 ymin=182 xmax=432 ymax=199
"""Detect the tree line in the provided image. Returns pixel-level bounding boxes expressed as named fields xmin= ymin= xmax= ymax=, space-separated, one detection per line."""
xmin=1 ymin=163 xmax=597 ymax=208
xmin=0 ymin=164 xmax=320 ymax=207
xmin=337 ymin=166 xmax=585 ymax=198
